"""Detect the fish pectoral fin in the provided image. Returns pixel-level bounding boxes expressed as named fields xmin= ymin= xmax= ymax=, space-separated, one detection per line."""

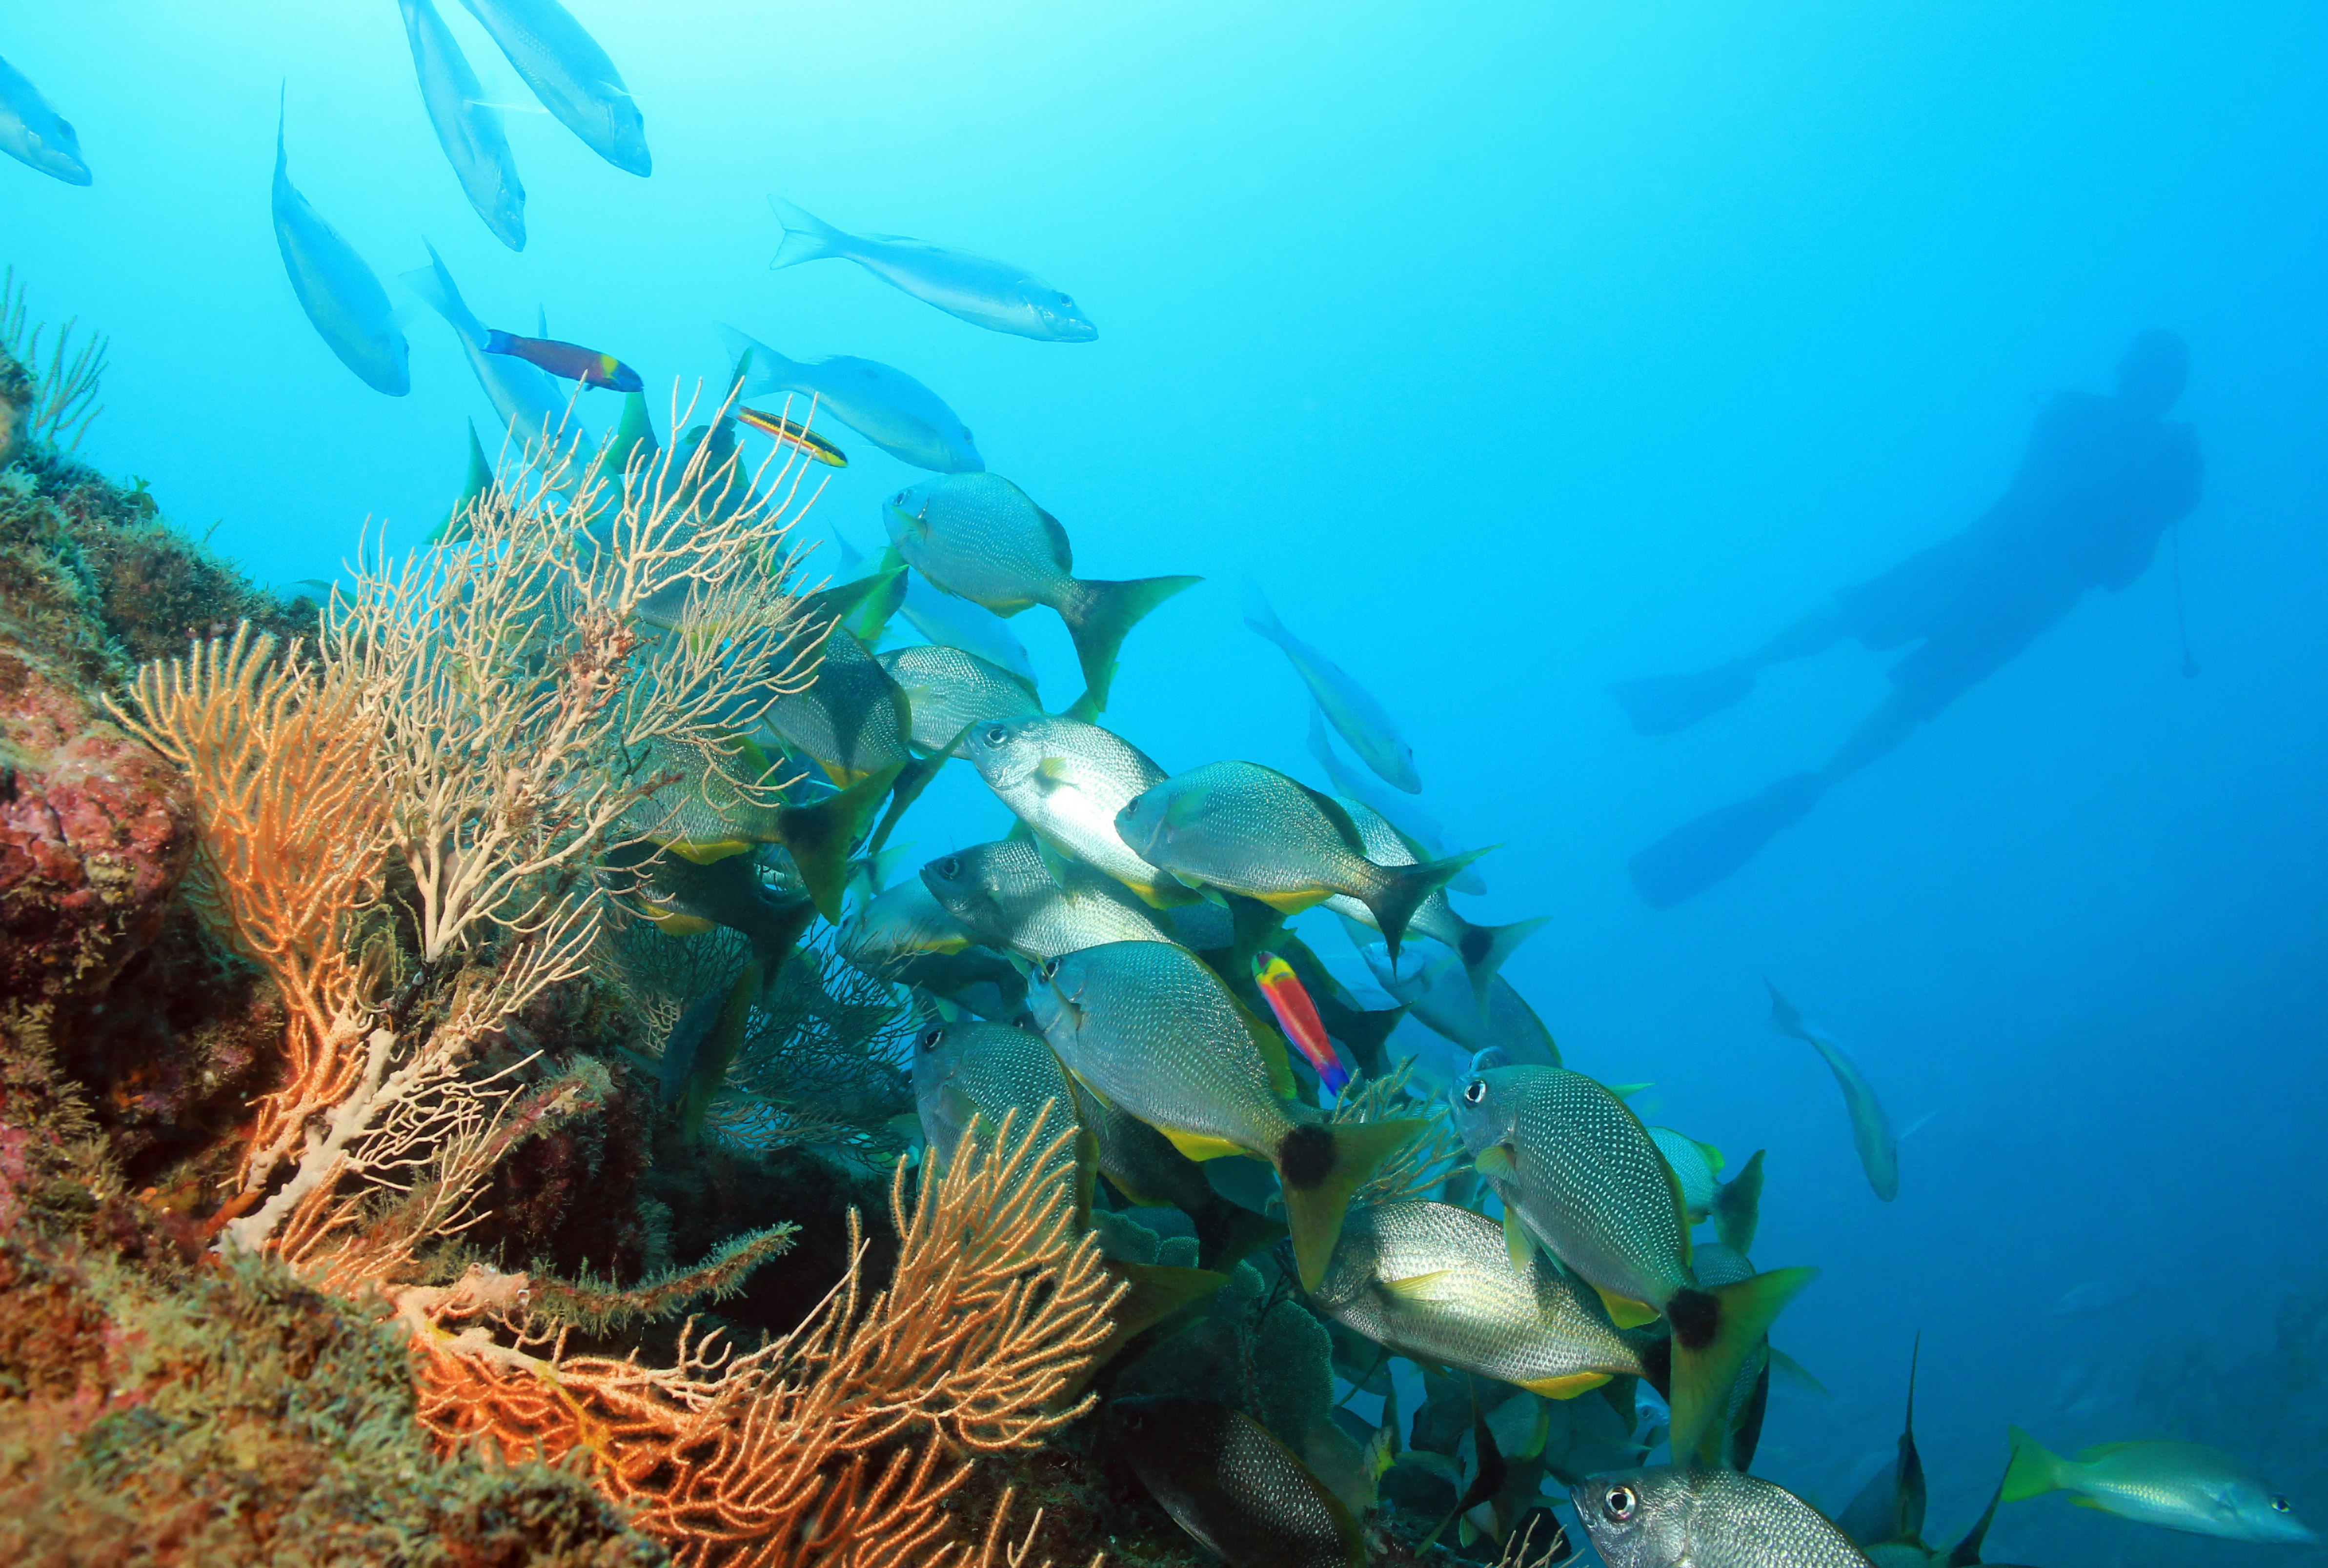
xmin=1033 ymin=837 xmax=1079 ymax=890
xmin=1594 ymin=1287 xmax=1661 ymax=1330
xmin=1607 ymin=1082 xmax=1654 ymax=1100
xmin=1473 ymin=1144 xmax=1518 ymax=1179
xmin=1501 ymin=1204 xmax=1538 ymax=1271
xmin=1377 ymin=1269 xmax=1458 ymax=1303
xmin=642 ymin=911 xmax=718 ymax=936
xmin=1169 ymin=870 xmax=1211 ymax=890
xmin=1520 ymin=1371 xmax=1611 ymax=1401
xmin=1157 ymin=1126 xmax=1247 ymax=1163
xmin=2069 ymin=1497 xmax=2110 ymax=1512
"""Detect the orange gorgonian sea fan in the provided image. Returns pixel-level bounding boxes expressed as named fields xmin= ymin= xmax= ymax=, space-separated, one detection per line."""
xmin=400 ymin=1105 xmax=1121 ymax=1568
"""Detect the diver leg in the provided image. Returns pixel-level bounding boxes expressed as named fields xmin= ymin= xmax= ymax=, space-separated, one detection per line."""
xmin=1610 ymin=605 xmax=1847 ymax=737
xmin=1813 ymin=688 xmax=1923 ymax=790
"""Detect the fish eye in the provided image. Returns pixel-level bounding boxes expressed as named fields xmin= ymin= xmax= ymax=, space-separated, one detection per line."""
xmin=1037 ymin=958 xmax=1062 ymax=982
xmin=1461 ymin=1079 xmax=1488 ymax=1106
xmin=2273 ymin=1496 xmax=2293 ymax=1513
xmin=934 ymin=856 xmax=961 ymax=879
xmin=918 ymin=1025 xmax=944 ymax=1052
xmin=1603 ymin=1484 xmax=1637 ymax=1522
xmin=982 ymin=724 xmax=1010 ymax=746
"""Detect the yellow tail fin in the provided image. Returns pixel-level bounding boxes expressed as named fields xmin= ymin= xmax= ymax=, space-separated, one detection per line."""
xmin=1667 ymin=1266 xmax=1816 ymax=1464
xmin=1277 ymin=1117 xmax=1424 ymax=1291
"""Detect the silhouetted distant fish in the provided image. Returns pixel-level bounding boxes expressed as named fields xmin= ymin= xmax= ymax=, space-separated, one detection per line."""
xmin=397 ymin=0 xmax=524 ymax=249
xmin=1249 ymin=587 xmax=1418 ymax=792
xmin=0 ymin=51 xmax=90 ymax=185
xmin=1767 ymin=982 xmax=1899 ymax=1203
xmin=719 ymin=323 xmax=982 ymax=473
xmin=482 ymin=328 xmax=640 ymax=390
xmin=456 ymin=0 xmax=649 ymax=175
xmin=2049 ymin=1279 xmax=2137 ymax=1317
xmin=272 ymin=90 xmax=407 ymax=395
xmin=768 ymin=194 xmax=1095 ymax=342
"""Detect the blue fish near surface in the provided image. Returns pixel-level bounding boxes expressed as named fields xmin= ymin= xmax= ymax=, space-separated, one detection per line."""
xmin=457 ymin=0 xmax=649 ymax=176
xmin=767 ymin=195 xmax=1097 ymax=343
xmin=717 ymin=323 xmax=983 ymax=474
xmin=398 ymin=0 xmax=526 ymax=249
xmin=272 ymin=90 xmax=408 ymax=395
xmin=0 ymin=52 xmax=90 ymax=185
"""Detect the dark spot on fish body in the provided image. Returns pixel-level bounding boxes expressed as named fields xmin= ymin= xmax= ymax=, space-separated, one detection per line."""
xmin=1279 ymin=1124 xmax=1335 ymax=1190
xmin=1668 ymin=1286 xmax=1719 ymax=1351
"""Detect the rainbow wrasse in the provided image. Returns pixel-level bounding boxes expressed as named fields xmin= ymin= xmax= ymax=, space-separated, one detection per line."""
xmin=482 ymin=328 xmax=642 ymax=391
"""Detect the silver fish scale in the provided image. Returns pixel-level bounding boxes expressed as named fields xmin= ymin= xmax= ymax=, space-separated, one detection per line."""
xmin=1579 ymin=1467 xmax=1871 ymax=1568
xmin=898 ymin=474 xmax=1074 ymax=611
xmin=1038 ymin=942 xmax=1289 ymax=1154
xmin=878 ymin=644 xmax=1038 ymax=752
xmin=926 ymin=840 xmax=1170 ymax=960
xmin=1315 ymin=1202 xmax=1643 ymax=1389
xmin=969 ymin=716 xmax=1177 ymax=896
xmin=761 ymin=630 xmax=909 ymax=781
xmin=913 ymin=1019 xmax=1078 ymax=1171
xmin=1139 ymin=762 xmax=1385 ymax=903
xmin=1497 ymin=1066 xmax=1688 ymax=1309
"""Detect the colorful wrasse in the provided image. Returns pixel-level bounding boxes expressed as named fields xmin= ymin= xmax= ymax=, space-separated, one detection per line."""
xmin=481 ymin=328 xmax=642 ymax=391
xmin=1253 ymin=949 xmax=1349 ymax=1094
xmin=735 ymin=404 xmax=848 ymax=467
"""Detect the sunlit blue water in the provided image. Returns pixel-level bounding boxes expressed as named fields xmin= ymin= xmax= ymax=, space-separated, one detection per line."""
xmin=9 ymin=2 xmax=2325 ymax=1557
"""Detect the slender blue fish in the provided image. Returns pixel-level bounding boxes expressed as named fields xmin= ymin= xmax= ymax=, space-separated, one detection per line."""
xmin=401 ymin=240 xmax=581 ymax=459
xmin=0 ymin=52 xmax=89 ymax=185
xmin=398 ymin=0 xmax=526 ymax=250
xmin=1767 ymin=981 xmax=1899 ymax=1202
xmin=717 ymin=323 xmax=982 ymax=475
xmin=1250 ymin=586 xmax=1419 ymax=792
xmin=457 ymin=0 xmax=649 ymax=176
xmin=768 ymin=195 xmax=1096 ymax=343
xmin=272 ymin=90 xmax=408 ymax=395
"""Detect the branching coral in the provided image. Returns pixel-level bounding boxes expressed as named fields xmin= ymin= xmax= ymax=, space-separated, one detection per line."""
xmin=0 ymin=266 xmax=107 ymax=454
xmin=1335 ymin=1058 xmax=1467 ymax=1207
xmin=113 ymin=394 xmax=826 ymax=1294
xmin=402 ymin=1108 xmax=1122 ymax=1567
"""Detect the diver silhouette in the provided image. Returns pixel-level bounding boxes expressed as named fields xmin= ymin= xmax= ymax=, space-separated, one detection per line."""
xmin=1615 ymin=330 xmax=2203 ymax=908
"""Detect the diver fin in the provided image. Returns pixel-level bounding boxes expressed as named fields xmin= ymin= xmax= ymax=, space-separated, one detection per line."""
xmin=1277 ymin=1117 xmax=1425 ymax=1292
xmin=2002 ymin=1427 xmax=2067 ymax=1502
xmin=767 ymin=194 xmax=849 ymax=269
xmin=777 ymin=762 xmax=903 ymax=920
xmin=1608 ymin=663 xmax=1757 ymax=737
xmin=1364 ymin=847 xmax=1493 ymax=962
xmin=1056 ymin=574 xmax=1202 ymax=714
xmin=1521 ymin=1371 xmax=1611 ymax=1400
xmin=1715 ymin=1148 xmax=1766 ymax=1253
xmin=1629 ymin=773 xmax=1824 ymax=909
xmin=1665 ymin=1266 xmax=1817 ymax=1466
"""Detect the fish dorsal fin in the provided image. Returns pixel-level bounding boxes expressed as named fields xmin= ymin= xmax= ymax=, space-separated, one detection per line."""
xmin=2073 ymin=1441 xmax=2141 ymax=1462
xmin=1034 ymin=503 xmax=1073 ymax=573
xmin=1379 ymin=1269 xmax=1458 ymax=1303
xmin=1291 ymin=778 xmax=1368 ymax=857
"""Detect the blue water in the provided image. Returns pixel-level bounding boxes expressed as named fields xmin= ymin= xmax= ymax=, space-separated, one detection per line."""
xmin=10 ymin=1 xmax=2326 ymax=1556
